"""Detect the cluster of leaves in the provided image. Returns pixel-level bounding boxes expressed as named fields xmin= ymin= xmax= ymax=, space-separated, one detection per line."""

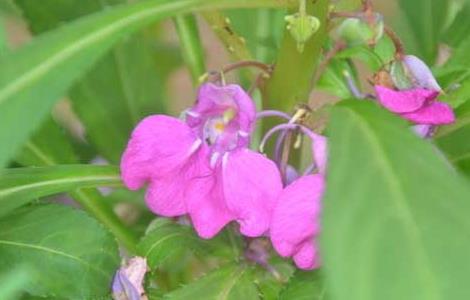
xmin=0 ymin=0 xmax=470 ymax=299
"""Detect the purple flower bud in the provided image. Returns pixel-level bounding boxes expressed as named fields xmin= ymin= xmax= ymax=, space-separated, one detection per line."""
xmin=403 ymin=55 xmax=442 ymax=91
xmin=112 ymin=257 xmax=148 ymax=300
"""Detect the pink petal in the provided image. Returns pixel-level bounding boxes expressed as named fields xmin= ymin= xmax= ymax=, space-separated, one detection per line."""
xmin=270 ymin=175 xmax=324 ymax=258
xmin=145 ymin=146 xmax=210 ymax=217
xmin=293 ymin=241 xmax=320 ymax=270
xmin=375 ymin=85 xmax=438 ymax=113
xmin=183 ymin=148 xmax=234 ymax=239
xmin=401 ymin=101 xmax=455 ymax=125
xmin=311 ymin=133 xmax=328 ymax=175
xmin=186 ymin=168 xmax=234 ymax=239
xmin=222 ymin=149 xmax=283 ymax=237
xmin=120 ymin=115 xmax=200 ymax=190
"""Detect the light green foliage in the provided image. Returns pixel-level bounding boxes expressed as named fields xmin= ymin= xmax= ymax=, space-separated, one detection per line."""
xmin=279 ymin=270 xmax=327 ymax=300
xmin=322 ymin=101 xmax=470 ymax=300
xmin=435 ymin=100 xmax=470 ymax=179
xmin=0 ymin=165 xmax=121 ymax=216
xmin=164 ymin=265 xmax=260 ymax=300
xmin=396 ymin=0 xmax=449 ymax=64
xmin=0 ymin=0 xmax=296 ymax=168
xmin=138 ymin=218 xmax=211 ymax=269
xmin=0 ymin=204 xmax=120 ymax=299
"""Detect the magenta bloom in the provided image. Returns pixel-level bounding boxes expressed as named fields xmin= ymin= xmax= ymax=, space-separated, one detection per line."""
xmin=268 ymin=129 xmax=327 ymax=270
xmin=375 ymin=55 xmax=454 ymax=126
xmin=121 ymin=83 xmax=282 ymax=238
xmin=375 ymin=85 xmax=454 ymax=125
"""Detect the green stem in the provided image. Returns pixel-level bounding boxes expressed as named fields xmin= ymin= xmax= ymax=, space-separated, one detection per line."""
xmin=202 ymin=10 xmax=253 ymax=62
xmin=174 ymin=14 xmax=206 ymax=84
xmin=264 ymin=0 xmax=330 ymax=112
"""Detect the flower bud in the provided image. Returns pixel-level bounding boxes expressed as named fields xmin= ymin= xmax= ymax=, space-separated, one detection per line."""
xmin=390 ymin=55 xmax=441 ymax=91
xmin=337 ymin=13 xmax=384 ymax=46
xmin=285 ymin=13 xmax=321 ymax=52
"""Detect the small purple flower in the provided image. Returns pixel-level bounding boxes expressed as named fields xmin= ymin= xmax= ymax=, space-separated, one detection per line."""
xmin=375 ymin=55 xmax=455 ymax=127
xmin=121 ymin=83 xmax=282 ymax=238
xmin=112 ymin=257 xmax=148 ymax=300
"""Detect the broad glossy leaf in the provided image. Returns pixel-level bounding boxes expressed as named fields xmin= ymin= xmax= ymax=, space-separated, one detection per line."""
xmin=322 ymin=101 xmax=470 ymax=300
xmin=0 ymin=204 xmax=119 ymax=299
xmin=0 ymin=0 xmax=296 ymax=168
xmin=279 ymin=270 xmax=327 ymax=300
xmin=164 ymin=265 xmax=260 ymax=300
xmin=0 ymin=164 xmax=121 ymax=216
xmin=138 ymin=218 xmax=210 ymax=269
xmin=396 ymin=0 xmax=449 ymax=63
xmin=435 ymin=100 xmax=470 ymax=178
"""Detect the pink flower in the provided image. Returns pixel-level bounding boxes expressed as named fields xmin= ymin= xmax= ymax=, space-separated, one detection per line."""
xmin=266 ymin=128 xmax=327 ymax=270
xmin=375 ymin=86 xmax=454 ymax=125
xmin=375 ymin=55 xmax=455 ymax=126
xmin=270 ymin=175 xmax=325 ymax=270
xmin=121 ymin=83 xmax=282 ymax=238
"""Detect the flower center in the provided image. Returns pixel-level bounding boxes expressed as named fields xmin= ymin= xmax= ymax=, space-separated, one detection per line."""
xmin=203 ymin=108 xmax=238 ymax=148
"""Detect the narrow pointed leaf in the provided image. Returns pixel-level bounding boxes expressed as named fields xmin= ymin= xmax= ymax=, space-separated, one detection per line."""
xmin=0 ymin=165 xmax=121 ymax=216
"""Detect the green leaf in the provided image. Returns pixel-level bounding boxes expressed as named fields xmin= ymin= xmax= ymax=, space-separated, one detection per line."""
xmin=15 ymin=117 xmax=77 ymax=166
xmin=322 ymin=101 xmax=470 ymax=300
xmin=0 ymin=164 xmax=121 ymax=217
xmin=0 ymin=204 xmax=120 ymax=299
xmin=442 ymin=2 xmax=470 ymax=48
xmin=396 ymin=0 xmax=449 ymax=63
xmin=137 ymin=218 xmax=210 ymax=269
xmin=226 ymin=8 xmax=285 ymax=63
xmin=174 ymin=14 xmax=205 ymax=83
xmin=0 ymin=266 xmax=32 ymax=300
xmin=0 ymin=0 xmax=296 ymax=168
xmin=279 ymin=270 xmax=327 ymax=300
xmin=16 ymin=0 xmax=177 ymax=163
xmin=435 ymin=100 xmax=470 ymax=178
xmin=164 ymin=265 xmax=260 ymax=300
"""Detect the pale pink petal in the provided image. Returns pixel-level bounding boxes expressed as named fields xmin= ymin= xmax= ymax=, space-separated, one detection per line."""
xmin=120 ymin=115 xmax=200 ymax=190
xmin=271 ymin=175 xmax=324 ymax=258
xmin=222 ymin=149 xmax=283 ymax=237
xmin=293 ymin=241 xmax=320 ymax=270
xmin=375 ymin=85 xmax=438 ymax=113
xmin=401 ymin=101 xmax=455 ymax=125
